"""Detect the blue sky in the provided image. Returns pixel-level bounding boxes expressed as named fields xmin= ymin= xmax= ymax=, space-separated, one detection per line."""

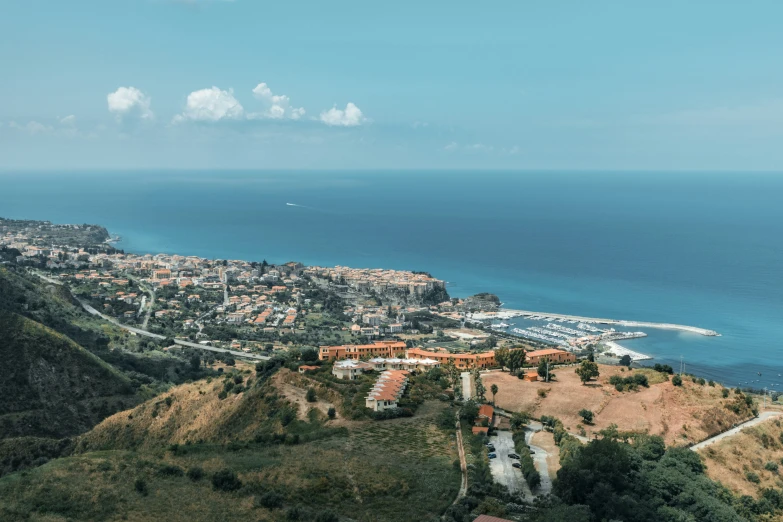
xmin=1 ymin=0 xmax=783 ymax=170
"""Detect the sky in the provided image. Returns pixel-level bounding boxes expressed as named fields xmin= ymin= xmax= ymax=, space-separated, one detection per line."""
xmin=1 ymin=0 xmax=783 ymax=170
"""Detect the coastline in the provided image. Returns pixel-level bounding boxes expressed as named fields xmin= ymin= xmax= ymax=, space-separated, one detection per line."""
xmin=601 ymin=340 xmax=651 ymax=362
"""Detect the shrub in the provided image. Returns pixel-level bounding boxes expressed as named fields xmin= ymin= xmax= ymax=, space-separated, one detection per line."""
xmin=212 ymin=469 xmax=242 ymax=491
xmin=746 ymin=471 xmax=761 ymax=483
xmin=537 ymin=389 xmax=548 ymax=398
xmin=697 ymin=378 xmax=706 ymax=386
xmin=722 ymin=388 xmax=730 ymax=398
xmin=218 ymin=390 xmax=228 ymax=400
xmin=134 ymin=478 xmax=148 ymax=496
xmin=708 ymin=380 xmax=715 ymax=387
xmin=672 ymin=375 xmax=683 ymax=387
xmin=765 ymin=461 xmax=779 ymax=473
xmin=158 ymin=464 xmax=184 ymax=477
xmin=327 ymin=407 xmax=336 ymax=419
xmin=579 ymin=409 xmax=594 ymax=424
xmin=257 ymin=491 xmax=284 ymax=509
xmin=315 ymin=510 xmax=339 ymax=522
xmin=187 ymin=467 xmax=204 ymax=481
xmin=306 ymin=388 xmax=317 ymax=402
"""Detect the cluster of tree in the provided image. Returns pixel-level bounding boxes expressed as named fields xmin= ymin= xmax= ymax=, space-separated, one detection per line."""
xmin=553 ymin=432 xmax=770 ymax=521
xmin=494 ymin=347 xmax=526 ymax=373
xmin=575 ymin=360 xmax=600 ymax=385
xmin=609 ymin=372 xmax=649 ymax=392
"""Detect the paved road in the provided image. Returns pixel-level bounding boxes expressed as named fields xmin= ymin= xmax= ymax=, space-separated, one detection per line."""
xmin=488 ymin=431 xmax=531 ymax=500
xmin=691 ymin=411 xmax=783 ymax=451
xmin=33 ymin=272 xmax=269 ymax=362
xmin=526 ymin=430 xmax=552 ymax=496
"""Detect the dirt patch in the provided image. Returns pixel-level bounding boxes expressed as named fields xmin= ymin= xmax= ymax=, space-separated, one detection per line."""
xmin=531 ymin=431 xmax=560 ymax=477
xmin=271 ymin=370 xmax=338 ymax=421
xmin=483 ymin=366 xmax=747 ymax=446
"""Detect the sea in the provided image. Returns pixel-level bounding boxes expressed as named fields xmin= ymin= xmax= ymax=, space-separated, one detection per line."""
xmin=2 ymin=170 xmax=782 ymax=387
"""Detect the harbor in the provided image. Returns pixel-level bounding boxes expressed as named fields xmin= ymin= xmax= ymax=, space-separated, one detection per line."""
xmin=470 ymin=309 xmax=720 ymax=337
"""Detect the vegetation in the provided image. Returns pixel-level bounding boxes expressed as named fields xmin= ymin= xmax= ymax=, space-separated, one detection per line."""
xmin=575 ymin=360 xmax=600 ymax=385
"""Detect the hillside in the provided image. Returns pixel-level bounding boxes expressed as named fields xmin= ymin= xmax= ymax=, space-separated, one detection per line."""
xmin=484 ymin=365 xmax=755 ymax=445
xmin=0 ymin=363 xmax=462 ymax=522
xmin=0 ymin=311 xmax=138 ymax=440
xmin=699 ymin=416 xmax=783 ymax=498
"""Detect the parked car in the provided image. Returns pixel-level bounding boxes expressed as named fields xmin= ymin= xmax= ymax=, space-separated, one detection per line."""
xmin=488 ymin=453 xmax=497 ymax=459
xmin=508 ymin=453 xmax=520 ymax=459
xmin=512 ymin=462 xmax=522 ymax=469
xmin=486 ymin=445 xmax=495 ymax=452
xmin=529 ymin=450 xmax=535 ymax=454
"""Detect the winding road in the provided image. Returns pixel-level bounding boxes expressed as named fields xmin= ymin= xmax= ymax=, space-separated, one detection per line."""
xmin=34 ymin=271 xmax=269 ymax=362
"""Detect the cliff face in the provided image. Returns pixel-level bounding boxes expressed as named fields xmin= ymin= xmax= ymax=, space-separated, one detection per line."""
xmin=0 ymin=311 xmax=138 ymax=439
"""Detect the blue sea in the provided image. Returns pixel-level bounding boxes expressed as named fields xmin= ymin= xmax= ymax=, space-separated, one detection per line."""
xmin=2 ymin=170 xmax=782 ymax=387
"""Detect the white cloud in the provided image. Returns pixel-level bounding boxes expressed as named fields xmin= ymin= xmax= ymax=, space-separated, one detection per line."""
xmin=59 ymin=115 xmax=76 ymax=125
xmin=107 ymin=87 xmax=153 ymax=120
xmin=173 ymin=86 xmax=244 ymax=123
xmin=444 ymin=141 xmax=458 ymax=151
xmin=319 ymin=102 xmax=366 ymax=127
xmin=9 ymin=121 xmax=54 ymax=134
xmin=248 ymin=82 xmax=305 ymax=120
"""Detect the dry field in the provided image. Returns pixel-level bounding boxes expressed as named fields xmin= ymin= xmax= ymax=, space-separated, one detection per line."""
xmin=483 ymin=365 xmax=752 ymax=446
xmin=699 ymin=416 xmax=783 ymax=497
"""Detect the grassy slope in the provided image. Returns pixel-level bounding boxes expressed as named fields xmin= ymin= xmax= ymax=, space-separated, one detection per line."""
xmin=0 ymin=369 xmax=461 ymax=522
xmin=0 ymin=311 xmax=138 ymax=440
xmin=699 ymin=416 xmax=783 ymax=497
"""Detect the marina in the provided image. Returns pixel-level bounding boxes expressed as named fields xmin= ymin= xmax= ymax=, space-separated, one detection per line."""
xmin=469 ymin=309 xmax=720 ymax=337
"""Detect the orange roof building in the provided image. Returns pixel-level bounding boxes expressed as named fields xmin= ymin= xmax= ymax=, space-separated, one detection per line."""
xmin=318 ymin=341 xmax=407 ymax=361
xmin=526 ymin=348 xmax=576 ymax=365
xmin=405 ymin=347 xmax=497 ymax=370
xmin=365 ymin=370 xmax=410 ymax=411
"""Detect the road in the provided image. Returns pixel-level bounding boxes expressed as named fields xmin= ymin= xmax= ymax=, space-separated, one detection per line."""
xmin=525 ymin=430 xmax=552 ymax=496
xmin=33 ymin=271 xmax=269 ymax=362
xmin=690 ymin=411 xmax=783 ymax=451
xmin=487 ymin=431 xmax=531 ymax=500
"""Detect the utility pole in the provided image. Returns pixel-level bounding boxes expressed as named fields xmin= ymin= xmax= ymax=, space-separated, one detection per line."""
xmin=546 ymin=359 xmax=550 ymax=383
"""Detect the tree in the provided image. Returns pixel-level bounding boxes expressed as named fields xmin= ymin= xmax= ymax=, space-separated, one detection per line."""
xmin=473 ymin=368 xmax=486 ymax=402
xmin=507 ymin=349 xmax=526 ymax=374
xmin=575 ymin=360 xmax=599 ymax=385
xmin=306 ymin=388 xmax=317 ymax=402
xmin=510 ymin=411 xmax=529 ymax=430
xmin=490 ymin=384 xmax=499 ymax=405
xmin=579 ymin=409 xmax=594 ymax=424
xmin=190 ymin=354 xmax=201 ymax=372
xmin=212 ymin=469 xmax=242 ymax=491
xmin=587 ymin=346 xmax=595 ymax=362
xmin=672 ymin=374 xmax=683 ymax=386
xmin=619 ymin=354 xmax=632 ymax=367
xmin=444 ymin=359 xmax=460 ymax=389
xmin=494 ymin=346 xmax=510 ymax=371
xmin=537 ymin=357 xmax=552 ymax=382
xmin=327 ymin=407 xmax=336 ymax=419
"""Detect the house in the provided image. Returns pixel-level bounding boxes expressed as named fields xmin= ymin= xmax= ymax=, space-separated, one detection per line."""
xmin=478 ymin=404 xmax=494 ymax=425
xmin=365 ymin=370 xmax=409 ymax=411
xmin=298 ymin=365 xmax=319 ymax=374
xmin=332 ymin=359 xmax=374 ymax=380
xmin=387 ymin=323 xmax=403 ymax=334
xmin=350 ymin=324 xmax=362 ymax=335
xmin=226 ymin=312 xmax=245 ymax=324
xmin=526 ymin=348 xmax=576 ymax=365
xmin=523 ymin=371 xmax=538 ymax=382
xmin=472 ymin=426 xmax=489 ymax=436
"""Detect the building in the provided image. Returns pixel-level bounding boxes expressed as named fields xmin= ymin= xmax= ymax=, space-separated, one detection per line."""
xmin=332 ymin=359 xmax=373 ymax=380
xmin=472 ymin=426 xmax=489 ymax=436
xmin=365 ymin=370 xmax=409 ymax=411
xmin=152 ymin=269 xmax=171 ymax=280
xmin=318 ymin=341 xmax=407 ymax=361
xmin=526 ymin=348 xmax=576 ymax=365
xmin=387 ymin=323 xmax=403 ymax=334
xmin=523 ymin=371 xmax=539 ymax=382
xmin=478 ymin=404 xmax=494 ymax=425
xmin=406 ymin=347 xmax=496 ymax=370
xmin=362 ymin=314 xmax=382 ymax=326
xmin=298 ymin=365 xmax=319 ymax=374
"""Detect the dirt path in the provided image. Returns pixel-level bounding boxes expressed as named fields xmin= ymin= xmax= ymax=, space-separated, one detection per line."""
xmin=455 ymin=421 xmax=468 ymax=500
xmin=691 ymin=411 xmax=783 ymax=451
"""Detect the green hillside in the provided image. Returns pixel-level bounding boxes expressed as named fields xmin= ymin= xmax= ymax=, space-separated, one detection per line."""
xmin=0 ymin=311 xmax=138 ymax=440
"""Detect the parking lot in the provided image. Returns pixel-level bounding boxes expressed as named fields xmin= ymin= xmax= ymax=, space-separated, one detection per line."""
xmin=486 ymin=431 xmax=532 ymax=500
